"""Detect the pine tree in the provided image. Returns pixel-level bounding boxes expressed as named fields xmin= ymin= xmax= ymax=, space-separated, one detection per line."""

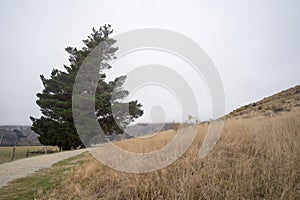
xmin=30 ymin=25 xmax=143 ymax=150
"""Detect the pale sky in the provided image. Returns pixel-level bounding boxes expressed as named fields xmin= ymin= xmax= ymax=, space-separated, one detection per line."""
xmin=0 ymin=0 xmax=299 ymax=125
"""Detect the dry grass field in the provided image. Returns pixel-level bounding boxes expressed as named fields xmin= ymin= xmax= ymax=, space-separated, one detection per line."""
xmin=0 ymin=146 xmax=59 ymax=165
xmin=40 ymin=109 xmax=300 ymax=200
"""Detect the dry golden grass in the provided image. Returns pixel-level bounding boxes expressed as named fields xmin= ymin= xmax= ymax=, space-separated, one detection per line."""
xmin=228 ymin=85 xmax=300 ymax=119
xmin=42 ymin=111 xmax=300 ymax=199
xmin=0 ymin=146 xmax=59 ymax=165
xmin=114 ymin=130 xmax=176 ymax=153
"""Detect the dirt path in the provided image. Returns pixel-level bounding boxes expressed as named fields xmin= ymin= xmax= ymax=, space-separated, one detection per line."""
xmin=0 ymin=149 xmax=87 ymax=188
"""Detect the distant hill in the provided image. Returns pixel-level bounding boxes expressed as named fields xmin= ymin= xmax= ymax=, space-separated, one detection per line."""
xmin=227 ymin=85 xmax=300 ymax=119
xmin=125 ymin=123 xmax=177 ymax=137
xmin=0 ymin=126 xmax=40 ymax=146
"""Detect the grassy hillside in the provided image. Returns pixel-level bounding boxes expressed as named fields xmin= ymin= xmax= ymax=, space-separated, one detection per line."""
xmin=227 ymin=85 xmax=300 ymax=118
xmin=38 ymin=110 xmax=300 ymax=199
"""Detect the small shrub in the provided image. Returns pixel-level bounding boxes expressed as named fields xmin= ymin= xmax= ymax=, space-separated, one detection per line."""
xmin=258 ymin=106 xmax=262 ymax=110
xmin=271 ymin=104 xmax=284 ymax=113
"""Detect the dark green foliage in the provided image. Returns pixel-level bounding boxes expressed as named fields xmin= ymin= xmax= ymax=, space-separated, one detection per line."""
xmin=31 ymin=25 xmax=143 ymax=150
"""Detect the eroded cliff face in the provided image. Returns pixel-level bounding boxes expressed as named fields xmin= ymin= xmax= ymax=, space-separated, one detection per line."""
xmin=0 ymin=126 xmax=40 ymax=146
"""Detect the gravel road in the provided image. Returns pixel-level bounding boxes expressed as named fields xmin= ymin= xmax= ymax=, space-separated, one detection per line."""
xmin=0 ymin=149 xmax=87 ymax=188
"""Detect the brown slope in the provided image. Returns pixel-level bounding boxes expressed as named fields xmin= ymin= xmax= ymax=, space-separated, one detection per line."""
xmin=227 ymin=85 xmax=300 ymax=119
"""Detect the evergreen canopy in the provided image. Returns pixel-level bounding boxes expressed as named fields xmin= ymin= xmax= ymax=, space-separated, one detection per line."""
xmin=31 ymin=25 xmax=143 ymax=150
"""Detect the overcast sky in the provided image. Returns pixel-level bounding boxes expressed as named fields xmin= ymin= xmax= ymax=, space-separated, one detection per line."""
xmin=0 ymin=0 xmax=299 ymax=125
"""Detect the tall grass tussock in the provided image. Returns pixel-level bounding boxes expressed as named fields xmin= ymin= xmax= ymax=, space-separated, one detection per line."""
xmin=42 ymin=110 xmax=300 ymax=199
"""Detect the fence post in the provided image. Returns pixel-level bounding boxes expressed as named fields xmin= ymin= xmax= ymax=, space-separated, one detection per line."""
xmin=0 ymin=134 xmax=3 ymax=146
xmin=10 ymin=145 xmax=16 ymax=161
xmin=26 ymin=149 xmax=29 ymax=157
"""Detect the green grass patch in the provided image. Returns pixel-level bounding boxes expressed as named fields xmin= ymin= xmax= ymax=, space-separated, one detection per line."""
xmin=0 ymin=152 xmax=89 ymax=200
